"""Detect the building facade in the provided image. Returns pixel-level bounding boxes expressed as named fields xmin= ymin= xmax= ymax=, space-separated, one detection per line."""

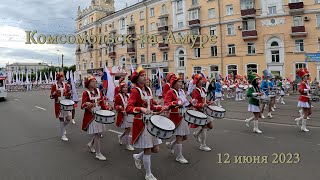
xmin=5 ymin=62 xmax=49 ymax=74
xmin=76 ymin=0 xmax=320 ymax=81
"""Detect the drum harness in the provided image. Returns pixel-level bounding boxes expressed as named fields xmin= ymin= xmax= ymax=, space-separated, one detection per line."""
xmin=86 ymin=88 xmax=102 ymax=114
xmin=135 ymin=86 xmax=153 ymax=123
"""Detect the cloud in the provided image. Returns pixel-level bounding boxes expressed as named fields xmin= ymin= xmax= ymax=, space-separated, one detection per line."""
xmin=0 ymin=0 xmax=140 ymax=68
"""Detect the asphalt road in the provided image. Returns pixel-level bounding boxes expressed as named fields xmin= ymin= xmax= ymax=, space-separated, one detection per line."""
xmin=0 ymin=90 xmax=319 ymax=180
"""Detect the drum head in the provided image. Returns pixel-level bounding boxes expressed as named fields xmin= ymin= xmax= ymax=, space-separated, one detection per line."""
xmin=209 ymin=106 xmax=225 ymax=112
xmin=150 ymin=115 xmax=175 ymax=131
xmin=96 ymin=110 xmax=115 ymax=116
xmin=60 ymin=100 xmax=74 ymax=105
xmin=187 ymin=110 xmax=207 ymax=119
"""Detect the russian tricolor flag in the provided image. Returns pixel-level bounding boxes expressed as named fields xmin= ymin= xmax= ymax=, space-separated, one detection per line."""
xmin=103 ymin=65 xmax=115 ymax=101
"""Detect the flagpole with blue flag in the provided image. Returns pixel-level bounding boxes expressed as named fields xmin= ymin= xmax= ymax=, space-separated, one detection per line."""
xmin=103 ymin=65 xmax=115 ymax=102
xmin=157 ymin=67 xmax=163 ymax=96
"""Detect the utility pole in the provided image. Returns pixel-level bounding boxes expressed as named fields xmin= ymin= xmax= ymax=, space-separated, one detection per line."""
xmin=61 ymin=54 xmax=64 ymax=69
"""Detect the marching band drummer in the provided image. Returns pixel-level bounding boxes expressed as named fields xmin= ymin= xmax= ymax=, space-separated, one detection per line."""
xmin=260 ymin=70 xmax=272 ymax=119
xmin=191 ymin=74 xmax=214 ymax=152
xmin=50 ymin=72 xmax=72 ymax=141
xmin=66 ymin=79 xmax=76 ymax=124
xmin=276 ymin=79 xmax=286 ymax=104
xmin=164 ymin=75 xmax=191 ymax=164
xmin=81 ymin=76 xmax=112 ymax=161
xmin=294 ymin=68 xmax=312 ymax=132
xmin=114 ymin=80 xmax=135 ymax=151
xmin=268 ymin=73 xmax=277 ymax=111
xmin=244 ymin=71 xmax=264 ymax=133
xmin=162 ymin=73 xmax=175 ymax=99
xmin=126 ymin=67 xmax=168 ymax=180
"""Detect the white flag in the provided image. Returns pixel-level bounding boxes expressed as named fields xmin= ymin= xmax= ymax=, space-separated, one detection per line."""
xmin=70 ymin=71 xmax=79 ymax=102
xmin=54 ymin=71 xmax=57 ymax=82
xmin=50 ymin=71 xmax=53 ymax=82
xmin=44 ymin=73 xmax=48 ymax=84
xmin=8 ymin=71 xmax=12 ymax=84
xmin=66 ymin=71 xmax=70 ymax=81
xmin=157 ymin=67 xmax=163 ymax=95
xmin=26 ymin=71 xmax=29 ymax=83
xmin=15 ymin=72 xmax=18 ymax=83
xmin=104 ymin=65 xmax=115 ymax=102
xmin=35 ymin=70 xmax=38 ymax=83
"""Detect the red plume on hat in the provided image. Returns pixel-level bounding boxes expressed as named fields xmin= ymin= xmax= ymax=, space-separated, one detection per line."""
xmin=85 ymin=75 xmax=96 ymax=88
xmin=166 ymin=73 xmax=175 ymax=83
xmin=170 ymin=74 xmax=181 ymax=87
xmin=193 ymin=73 xmax=206 ymax=85
xmin=56 ymin=72 xmax=64 ymax=81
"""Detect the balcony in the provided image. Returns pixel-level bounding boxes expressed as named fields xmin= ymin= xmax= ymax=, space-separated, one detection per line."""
xmin=288 ymin=2 xmax=304 ymax=15
xmin=128 ymin=22 xmax=135 ymax=28
xmin=290 ymin=26 xmax=307 ymax=38
xmin=158 ymin=43 xmax=169 ymax=50
xmin=242 ymin=30 xmax=258 ymax=40
xmin=127 ymin=47 xmax=135 ymax=55
xmin=188 ymin=19 xmax=201 ymax=27
xmin=158 ymin=26 xmax=169 ymax=34
xmin=108 ymin=52 xmax=116 ymax=57
xmin=241 ymin=8 xmax=256 ymax=17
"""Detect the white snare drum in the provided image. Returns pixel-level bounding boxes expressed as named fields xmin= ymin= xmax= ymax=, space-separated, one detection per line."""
xmin=310 ymin=96 xmax=320 ymax=102
xmin=259 ymin=96 xmax=270 ymax=104
xmin=126 ymin=114 xmax=134 ymax=123
xmin=146 ymin=115 xmax=175 ymax=139
xmin=184 ymin=110 xmax=208 ymax=126
xmin=229 ymin=85 xmax=235 ymax=89
xmin=59 ymin=100 xmax=75 ymax=111
xmin=95 ymin=110 xmax=115 ymax=124
xmin=269 ymin=91 xmax=276 ymax=97
xmin=244 ymin=85 xmax=249 ymax=90
xmin=205 ymin=105 xmax=225 ymax=119
xmin=239 ymin=85 xmax=244 ymax=89
xmin=222 ymin=85 xmax=228 ymax=91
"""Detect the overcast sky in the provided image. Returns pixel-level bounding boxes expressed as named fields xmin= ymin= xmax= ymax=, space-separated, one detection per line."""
xmin=0 ymin=0 xmax=139 ymax=68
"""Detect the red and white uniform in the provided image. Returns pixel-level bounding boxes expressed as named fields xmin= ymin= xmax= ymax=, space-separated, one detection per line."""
xmin=162 ymin=83 xmax=171 ymax=99
xmin=114 ymin=93 xmax=132 ymax=128
xmin=50 ymin=82 xmax=71 ymax=118
xmin=81 ymin=88 xmax=111 ymax=132
xmin=164 ymin=88 xmax=190 ymax=136
xmin=126 ymin=85 xmax=162 ymax=148
xmin=297 ymin=80 xmax=311 ymax=108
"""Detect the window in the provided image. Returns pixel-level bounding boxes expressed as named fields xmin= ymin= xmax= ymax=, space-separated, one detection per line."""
xmin=210 ymin=26 xmax=217 ymax=36
xmin=318 ymin=38 xmax=320 ymax=51
xmin=159 ymin=18 xmax=168 ymax=27
xmin=90 ymin=52 xmax=93 ymax=58
xmin=271 ymin=50 xmax=280 ymax=62
xmin=227 ymin=65 xmax=237 ymax=75
xmin=178 ymin=22 xmax=184 ymax=28
xmin=140 ymin=43 xmax=145 ymax=48
xmin=268 ymin=6 xmax=276 ymax=15
xmin=295 ymin=39 xmax=304 ymax=52
xmin=293 ymin=16 xmax=303 ymax=26
xmin=112 ymin=59 xmax=115 ymax=66
xmin=131 ymin=56 xmax=137 ymax=64
xmin=91 ymin=17 xmax=93 ymax=23
xmin=99 ymin=49 xmax=102 ymax=56
xmin=83 ymin=62 xmax=87 ymax=69
xmin=120 ymin=18 xmax=125 ymax=29
xmin=99 ymin=27 xmax=101 ymax=33
xmin=211 ymin=46 xmax=218 ymax=57
xmin=105 ymin=48 xmax=108 ymax=55
xmin=317 ymin=14 xmax=320 ymax=27
xmin=227 ymin=24 xmax=235 ymax=35
xmin=178 ymin=50 xmax=185 ymax=67
xmin=317 ymin=0 xmax=320 ymax=4
xmin=194 ymin=48 xmax=201 ymax=57
xmin=177 ymin=0 xmax=183 ymax=12
xmin=78 ymin=64 xmax=81 ymax=70
xmin=150 ymin=8 xmax=155 ymax=17
xmin=247 ymin=43 xmax=256 ymax=54
xmin=130 ymin=15 xmax=134 ymax=23
xmin=105 ymin=24 xmax=108 ymax=32
xmin=99 ymin=61 xmax=102 ymax=68
xmin=189 ymin=9 xmax=199 ymax=20
xmin=271 ymin=41 xmax=279 ymax=47
xmin=140 ymin=11 xmax=144 ymax=20
xmin=90 ymin=62 xmax=94 ymax=69
xmin=163 ymin=68 xmax=169 ymax=78
xmin=228 ymin=44 xmax=236 ymax=55
xmin=162 ymin=4 xmax=167 ymax=14
xmin=140 ymin=26 xmax=144 ymax=33
xmin=242 ymin=19 xmax=255 ymax=30
xmin=290 ymin=0 xmax=301 ymax=3
xmin=163 ymin=52 xmax=168 ymax=61
xmin=194 ymin=67 xmax=202 ymax=74
xmin=192 ymin=0 xmax=198 ymax=5
xmin=141 ymin=55 xmax=145 ymax=63
xmin=295 ymin=63 xmax=306 ymax=71
xmin=226 ymin=5 xmax=234 ymax=15
xmin=208 ymin=8 xmax=215 ymax=18
xmin=150 ymin=23 xmax=156 ymax=31
xmin=152 ymin=53 xmax=156 ymax=62
xmin=191 ymin=28 xmax=200 ymax=35
xmin=241 ymin=0 xmax=254 ymax=10
xmin=247 ymin=64 xmax=257 ymax=75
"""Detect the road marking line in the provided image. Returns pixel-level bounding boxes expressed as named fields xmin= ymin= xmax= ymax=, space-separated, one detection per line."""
xmin=264 ymin=136 xmax=276 ymax=139
xmin=221 ymin=117 xmax=320 ymax=129
xmin=14 ymin=99 xmax=19 ymax=101
xmin=108 ymin=129 xmax=132 ymax=137
xmin=35 ymin=106 xmax=46 ymax=111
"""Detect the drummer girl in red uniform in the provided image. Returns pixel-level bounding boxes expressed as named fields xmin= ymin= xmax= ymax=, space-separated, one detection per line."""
xmin=162 ymin=73 xmax=175 ymax=99
xmin=114 ymin=80 xmax=135 ymax=151
xmin=191 ymin=74 xmax=214 ymax=152
xmin=164 ymin=74 xmax=191 ymax=164
xmin=126 ymin=67 xmax=168 ymax=180
xmin=50 ymin=72 xmax=72 ymax=141
xmin=81 ymin=76 xmax=112 ymax=161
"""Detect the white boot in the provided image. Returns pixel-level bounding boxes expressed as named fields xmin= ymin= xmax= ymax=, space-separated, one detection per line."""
xmin=294 ymin=117 xmax=302 ymax=127
xmin=281 ymin=98 xmax=285 ymax=104
xmin=267 ymin=112 xmax=273 ymax=118
xmin=271 ymin=107 xmax=275 ymax=112
xmin=301 ymin=119 xmax=310 ymax=132
xmin=235 ymin=93 xmax=239 ymax=101
xmin=253 ymin=120 xmax=262 ymax=134
xmin=72 ymin=119 xmax=75 ymax=124
xmin=299 ymin=109 xmax=303 ymax=116
xmin=261 ymin=113 xmax=265 ymax=119
xmin=244 ymin=116 xmax=254 ymax=128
